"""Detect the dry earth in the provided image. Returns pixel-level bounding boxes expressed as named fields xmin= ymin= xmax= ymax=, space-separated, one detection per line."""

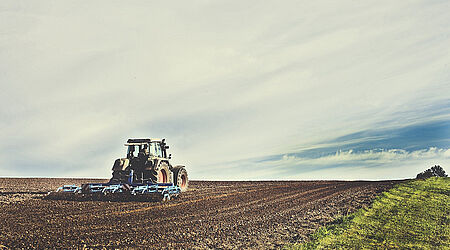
xmin=0 ymin=178 xmax=402 ymax=249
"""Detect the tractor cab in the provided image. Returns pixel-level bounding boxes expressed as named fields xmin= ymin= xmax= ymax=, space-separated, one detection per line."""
xmin=125 ymin=139 xmax=170 ymax=159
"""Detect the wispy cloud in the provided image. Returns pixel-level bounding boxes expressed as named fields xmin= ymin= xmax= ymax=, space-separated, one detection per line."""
xmin=193 ymin=119 xmax=450 ymax=180
xmin=280 ymin=147 xmax=450 ymax=167
xmin=197 ymin=147 xmax=450 ymax=180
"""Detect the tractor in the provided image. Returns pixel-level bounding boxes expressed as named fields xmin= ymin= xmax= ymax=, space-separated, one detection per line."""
xmin=47 ymin=138 xmax=188 ymax=201
xmin=110 ymin=138 xmax=188 ymax=191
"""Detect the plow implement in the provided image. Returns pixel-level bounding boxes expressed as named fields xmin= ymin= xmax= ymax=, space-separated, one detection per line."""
xmin=46 ymin=182 xmax=181 ymax=202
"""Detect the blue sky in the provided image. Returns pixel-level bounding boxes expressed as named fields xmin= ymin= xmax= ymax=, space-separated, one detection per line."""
xmin=0 ymin=1 xmax=449 ymax=180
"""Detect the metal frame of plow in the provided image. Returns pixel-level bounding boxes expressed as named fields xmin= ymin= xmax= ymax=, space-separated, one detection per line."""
xmin=51 ymin=182 xmax=181 ymax=201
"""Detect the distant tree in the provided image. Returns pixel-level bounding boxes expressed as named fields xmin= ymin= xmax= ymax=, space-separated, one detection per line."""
xmin=416 ymin=165 xmax=447 ymax=179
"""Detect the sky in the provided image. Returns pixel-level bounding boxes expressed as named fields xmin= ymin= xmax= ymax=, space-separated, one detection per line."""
xmin=0 ymin=0 xmax=449 ymax=180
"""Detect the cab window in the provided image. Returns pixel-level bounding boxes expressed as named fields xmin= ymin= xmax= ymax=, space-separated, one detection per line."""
xmin=127 ymin=145 xmax=141 ymax=158
xmin=149 ymin=142 xmax=163 ymax=157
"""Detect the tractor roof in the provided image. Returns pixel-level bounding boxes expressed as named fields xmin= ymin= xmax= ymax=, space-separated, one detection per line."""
xmin=126 ymin=138 xmax=164 ymax=144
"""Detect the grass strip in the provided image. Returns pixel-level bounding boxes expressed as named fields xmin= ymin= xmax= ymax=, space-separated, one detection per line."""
xmin=287 ymin=177 xmax=450 ymax=249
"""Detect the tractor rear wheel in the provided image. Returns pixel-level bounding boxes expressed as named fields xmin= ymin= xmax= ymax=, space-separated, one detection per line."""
xmin=173 ymin=166 xmax=188 ymax=192
xmin=157 ymin=163 xmax=171 ymax=183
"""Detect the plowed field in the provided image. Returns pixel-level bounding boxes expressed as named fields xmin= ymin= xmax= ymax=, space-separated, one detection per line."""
xmin=0 ymin=178 xmax=401 ymax=249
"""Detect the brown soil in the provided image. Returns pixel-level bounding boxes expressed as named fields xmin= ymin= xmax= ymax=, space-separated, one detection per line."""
xmin=0 ymin=178 xmax=402 ymax=249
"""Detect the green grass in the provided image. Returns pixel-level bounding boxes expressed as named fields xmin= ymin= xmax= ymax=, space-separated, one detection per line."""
xmin=287 ymin=177 xmax=450 ymax=249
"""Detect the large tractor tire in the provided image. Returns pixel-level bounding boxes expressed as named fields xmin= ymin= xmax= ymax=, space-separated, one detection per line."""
xmin=172 ymin=166 xmax=188 ymax=192
xmin=156 ymin=162 xmax=171 ymax=183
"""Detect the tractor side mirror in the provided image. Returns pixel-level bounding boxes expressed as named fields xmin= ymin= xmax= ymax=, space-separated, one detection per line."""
xmin=169 ymin=154 xmax=172 ymax=159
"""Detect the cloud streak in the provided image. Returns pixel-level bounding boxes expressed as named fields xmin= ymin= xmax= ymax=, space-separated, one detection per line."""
xmin=282 ymin=147 xmax=450 ymax=167
xmin=198 ymin=147 xmax=450 ymax=181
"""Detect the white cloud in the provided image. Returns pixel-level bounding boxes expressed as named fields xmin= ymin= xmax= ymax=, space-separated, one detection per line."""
xmin=196 ymin=147 xmax=450 ymax=180
xmin=282 ymin=147 xmax=450 ymax=166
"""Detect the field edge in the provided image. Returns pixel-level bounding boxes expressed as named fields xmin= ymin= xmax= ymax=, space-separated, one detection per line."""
xmin=285 ymin=177 xmax=450 ymax=249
